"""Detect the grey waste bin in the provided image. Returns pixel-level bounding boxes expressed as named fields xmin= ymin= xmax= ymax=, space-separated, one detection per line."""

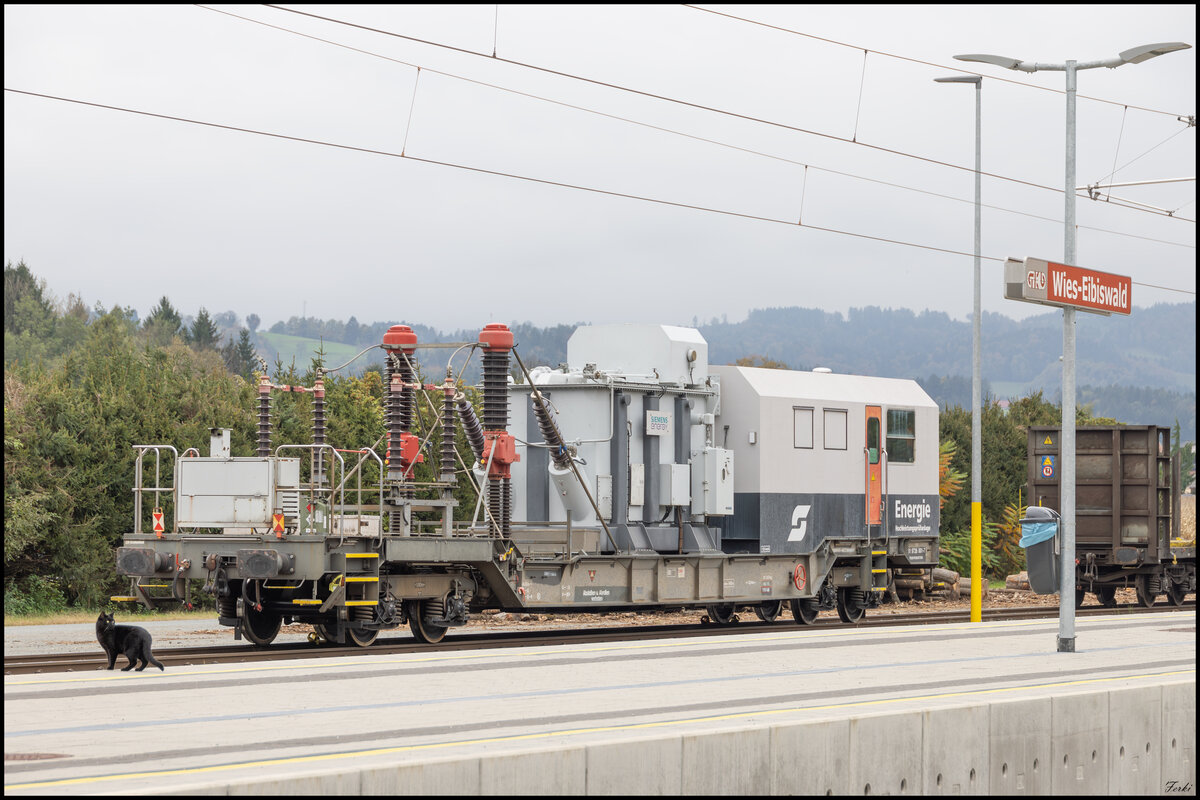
xmin=1019 ymin=506 xmax=1060 ymax=594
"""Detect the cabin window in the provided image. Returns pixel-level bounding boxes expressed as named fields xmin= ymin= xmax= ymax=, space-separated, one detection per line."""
xmin=793 ymin=407 xmax=813 ymax=449
xmin=887 ymin=409 xmax=916 ymax=463
xmin=824 ymin=409 xmax=847 ymax=450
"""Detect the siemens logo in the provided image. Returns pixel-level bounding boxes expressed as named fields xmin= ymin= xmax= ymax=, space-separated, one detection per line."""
xmin=894 ymin=500 xmax=933 ymax=525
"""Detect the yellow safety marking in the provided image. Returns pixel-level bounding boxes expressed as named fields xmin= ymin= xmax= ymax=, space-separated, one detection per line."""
xmin=345 ymin=553 xmax=379 ymax=558
xmin=328 ymin=574 xmax=344 ymax=591
xmin=137 ymin=583 xmax=171 ymax=588
xmin=109 ymin=596 xmax=139 ymax=601
xmin=872 ymin=550 xmax=887 ymax=555
xmin=871 ymin=587 xmax=887 ymax=591
xmin=871 ymin=569 xmax=887 ymax=573
xmin=6 ymin=666 xmax=1193 ymax=791
xmin=290 ymin=599 xmax=322 ymax=605
xmin=343 ymin=600 xmax=378 ymax=606
xmin=344 ymin=576 xmax=378 ymax=583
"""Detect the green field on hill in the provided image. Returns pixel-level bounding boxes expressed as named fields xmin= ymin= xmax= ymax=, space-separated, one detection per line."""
xmin=258 ymin=332 xmax=363 ymax=372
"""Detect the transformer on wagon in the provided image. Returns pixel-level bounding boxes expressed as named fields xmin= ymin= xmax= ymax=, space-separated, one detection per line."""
xmin=115 ymin=323 xmax=941 ymax=644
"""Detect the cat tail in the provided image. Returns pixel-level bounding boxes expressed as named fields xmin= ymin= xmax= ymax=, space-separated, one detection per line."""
xmin=148 ymin=653 xmax=165 ymax=671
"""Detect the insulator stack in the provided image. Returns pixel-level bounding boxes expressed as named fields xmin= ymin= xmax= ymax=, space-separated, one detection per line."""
xmin=382 ymin=325 xmax=419 ymax=535
xmin=441 ymin=381 xmax=457 ymax=482
xmin=456 ymin=393 xmax=486 ymax=462
xmin=311 ymin=377 xmax=326 ymax=485
xmin=395 ymin=354 xmax=415 ymax=431
xmin=256 ymin=375 xmax=272 ymax=458
xmin=480 ymin=350 xmax=510 ymax=432
xmin=532 ymin=390 xmax=573 ymax=470
xmin=388 ymin=376 xmax=406 ymax=480
xmin=478 ymin=324 xmax=517 ymax=538
xmin=488 ymin=479 xmax=505 ymax=538
xmin=382 ymin=324 xmax=419 ymax=432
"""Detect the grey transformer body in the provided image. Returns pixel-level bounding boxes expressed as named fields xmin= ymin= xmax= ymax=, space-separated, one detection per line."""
xmin=116 ymin=323 xmax=941 ymax=645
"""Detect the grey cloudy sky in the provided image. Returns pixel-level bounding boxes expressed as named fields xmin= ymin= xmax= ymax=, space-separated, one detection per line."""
xmin=4 ymin=4 xmax=1195 ymax=333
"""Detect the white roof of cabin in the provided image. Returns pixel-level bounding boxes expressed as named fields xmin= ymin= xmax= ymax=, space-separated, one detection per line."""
xmin=713 ymin=365 xmax=936 ymax=409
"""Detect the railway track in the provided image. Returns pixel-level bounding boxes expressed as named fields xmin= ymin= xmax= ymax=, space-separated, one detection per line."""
xmin=5 ymin=600 xmax=1192 ymax=676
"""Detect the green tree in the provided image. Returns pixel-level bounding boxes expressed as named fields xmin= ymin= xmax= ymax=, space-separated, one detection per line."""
xmin=142 ymin=296 xmax=187 ymax=348
xmin=4 ymin=306 xmax=256 ymax=606
xmin=190 ymin=307 xmax=220 ymax=351
xmin=1172 ymin=418 xmax=1195 ymax=492
xmin=222 ymin=328 xmax=259 ymax=380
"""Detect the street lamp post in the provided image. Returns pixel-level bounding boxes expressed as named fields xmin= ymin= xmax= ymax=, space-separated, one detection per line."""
xmin=934 ymin=75 xmax=983 ymax=624
xmin=954 ymin=42 xmax=1191 ymax=653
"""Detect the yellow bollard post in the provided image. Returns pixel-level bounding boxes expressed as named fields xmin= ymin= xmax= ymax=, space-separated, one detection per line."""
xmin=971 ymin=502 xmax=983 ymax=622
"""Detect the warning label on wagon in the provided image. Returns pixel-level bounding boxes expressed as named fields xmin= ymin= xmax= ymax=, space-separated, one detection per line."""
xmin=574 ymin=586 xmax=628 ymax=602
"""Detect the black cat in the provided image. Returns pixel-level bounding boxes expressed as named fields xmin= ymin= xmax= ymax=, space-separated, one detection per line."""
xmin=96 ymin=612 xmax=165 ymax=671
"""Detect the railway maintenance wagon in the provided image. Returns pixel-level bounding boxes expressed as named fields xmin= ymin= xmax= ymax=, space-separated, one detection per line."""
xmin=116 ymin=323 xmax=941 ymax=644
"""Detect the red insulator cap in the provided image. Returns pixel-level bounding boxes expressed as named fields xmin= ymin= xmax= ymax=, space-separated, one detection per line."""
xmin=383 ymin=324 xmax=418 ymax=352
xmin=478 ymin=323 xmax=513 ymax=350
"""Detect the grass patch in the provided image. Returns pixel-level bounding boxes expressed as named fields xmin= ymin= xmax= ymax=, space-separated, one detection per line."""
xmin=257 ymin=331 xmax=361 ymax=370
xmin=4 ymin=608 xmax=217 ymax=626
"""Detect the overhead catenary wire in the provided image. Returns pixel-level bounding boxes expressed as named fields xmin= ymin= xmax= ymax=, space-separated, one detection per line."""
xmin=258 ymin=3 xmax=1193 ymax=222
xmin=7 ymin=86 xmax=1193 ymax=299
xmin=682 ymin=4 xmax=1195 ymax=120
xmin=194 ymin=4 xmax=1194 ymax=245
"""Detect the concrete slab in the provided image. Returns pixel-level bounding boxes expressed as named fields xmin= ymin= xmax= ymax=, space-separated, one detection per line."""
xmin=584 ymin=735 xmax=682 ymax=795
xmin=988 ymin=695 xmax=1053 ymax=795
xmin=478 ymin=747 xmax=586 ymax=795
xmin=360 ymin=755 xmax=482 ymax=795
xmin=680 ymin=726 xmax=772 ymax=795
xmin=769 ymin=717 xmax=849 ymax=795
xmin=849 ymin=710 xmax=923 ymax=795
xmin=923 ymin=703 xmax=989 ymax=795
xmin=1051 ymin=690 xmax=1109 ymax=794
xmin=1161 ymin=680 xmax=1197 ymax=793
xmin=1108 ymin=684 xmax=1162 ymax=794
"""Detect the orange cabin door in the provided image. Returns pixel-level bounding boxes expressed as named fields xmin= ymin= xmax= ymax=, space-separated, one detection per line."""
xmin=866 ymin=406 xmax=882 ymax=525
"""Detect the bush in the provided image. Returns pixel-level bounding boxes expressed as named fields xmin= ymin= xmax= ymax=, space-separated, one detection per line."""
xmin=938 ymin=524 xmax=1000 ymax=579
xmin=4 ymin=575 xmax=70 ymax=616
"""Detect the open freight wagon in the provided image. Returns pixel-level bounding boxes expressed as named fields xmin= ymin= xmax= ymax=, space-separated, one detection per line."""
xmin=1025 ymin=425 xmax=1195 ymax=607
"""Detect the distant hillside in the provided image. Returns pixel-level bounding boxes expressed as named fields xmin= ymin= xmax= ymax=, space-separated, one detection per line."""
xmin=695 ymin=303 xmax=1195 ymax=395
xmin=262 ymin=303 xmax=1196 ymax=441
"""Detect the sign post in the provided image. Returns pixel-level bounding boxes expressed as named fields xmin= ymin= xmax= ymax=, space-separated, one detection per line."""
xmin=1004 ymin=256 xmax=1131 ymax=653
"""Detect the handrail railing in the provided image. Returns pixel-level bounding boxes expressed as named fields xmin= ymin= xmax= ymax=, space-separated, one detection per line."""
xmin=275 ymin=443 xmax=346 ymax=539
xmin=132 ymin=445 xmax=178 ymax=535
xmin=331 ymin=446 xmax=385 ymax=547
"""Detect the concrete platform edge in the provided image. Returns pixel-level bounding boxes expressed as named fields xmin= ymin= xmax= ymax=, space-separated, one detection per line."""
xmin=148 ymin=677 xmax=1195 ymax=796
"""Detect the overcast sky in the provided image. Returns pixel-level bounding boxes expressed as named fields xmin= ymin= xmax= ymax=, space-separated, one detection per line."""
xmin=4 ymin=4 xmax=1195 ymax=334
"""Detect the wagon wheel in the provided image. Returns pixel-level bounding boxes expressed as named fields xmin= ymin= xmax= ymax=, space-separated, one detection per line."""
xmin=408 ymin=599 xmax=449 ymax=644
xmin=346 ymin=626 xmax=379 ymax=648
xmin=706 ymin=604 xmax=737 ymax=625
xmin=835 ymin=588 xmax=865 ymax=624
xmin=789 ymin=598 xmax=819 ymax=625
xmin=1134 ymin=574 xmax=1156 ymax=608
xmin=1165 ymin=580 xmax=1187 ymax=607
xmin=754 ymin=601 xmax=783 ymax=623
xmin=1096 ymin=586 xmax=1118 ymax=608
xmin=241 ymin=604 xmax=282 ymax=647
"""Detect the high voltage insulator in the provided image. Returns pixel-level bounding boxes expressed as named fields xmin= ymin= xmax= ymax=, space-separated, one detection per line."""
xmin=456 ymin=393 xmax=486 ymax=462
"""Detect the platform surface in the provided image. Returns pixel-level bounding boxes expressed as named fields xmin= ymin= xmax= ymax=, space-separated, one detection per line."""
xmin=4 ymin=610 xmax=1195 ymax=795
